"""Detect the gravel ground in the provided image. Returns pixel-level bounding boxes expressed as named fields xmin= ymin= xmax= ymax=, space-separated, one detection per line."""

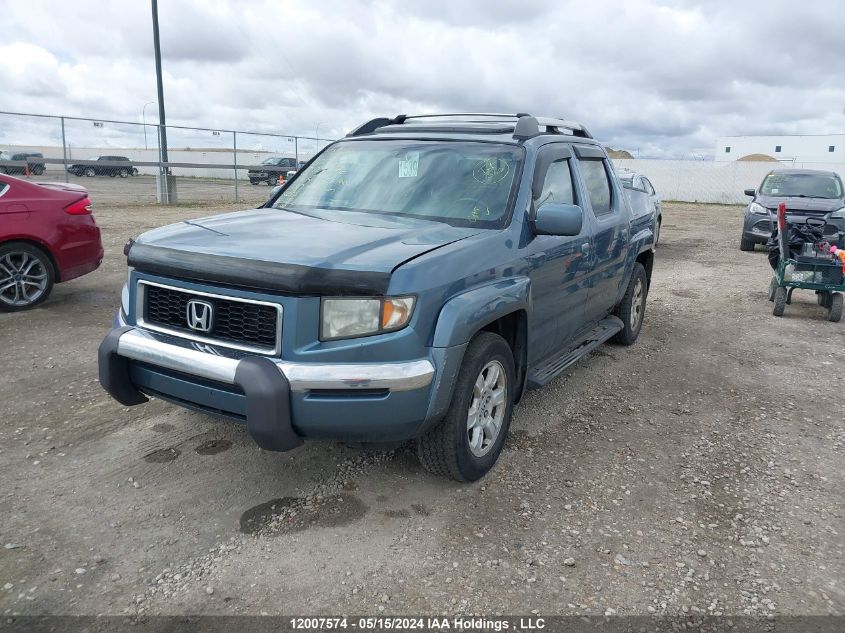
xmin=0 ymin=201 xmax=843 ymax=618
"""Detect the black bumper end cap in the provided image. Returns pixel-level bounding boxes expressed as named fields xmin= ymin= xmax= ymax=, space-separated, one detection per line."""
xmin=98 ymin=326 xmax=148 ymax=406
xmin=234 ymin=356 xmax=303 ymax=452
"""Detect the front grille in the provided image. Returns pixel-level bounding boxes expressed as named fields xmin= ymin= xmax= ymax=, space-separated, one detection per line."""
xmin=143 ymin=284 xmax=279 ymax=351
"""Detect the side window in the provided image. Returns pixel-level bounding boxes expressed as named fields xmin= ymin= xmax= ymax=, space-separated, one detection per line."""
xmin=534 ymin=159 xmax=575 ymax=207
xmin=642 ymin=177 xmax=655 ymax=195
xmin=579 ymin=159 xmax=613 ymax=215
xmin=283 ymin=159 xmax=294 ymax=168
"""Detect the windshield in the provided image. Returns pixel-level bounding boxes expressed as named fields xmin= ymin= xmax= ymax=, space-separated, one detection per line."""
xmin=273 ymin=140 xmax=523 ymax=228
xmin=0 ymin=151 xmax=10 ymax=160
xmin=760 ymin=172 xmax=843 ymax=199
xmin=261 ymin=157 xmax=280 ymax=165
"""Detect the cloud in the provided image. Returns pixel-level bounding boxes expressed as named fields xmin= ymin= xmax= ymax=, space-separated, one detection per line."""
xmin=0 ymin=0 xmax=843 ymax=157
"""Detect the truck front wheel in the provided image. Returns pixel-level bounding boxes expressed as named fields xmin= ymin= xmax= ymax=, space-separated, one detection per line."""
xmin=416 ymin=332 xmax=515 ymax=482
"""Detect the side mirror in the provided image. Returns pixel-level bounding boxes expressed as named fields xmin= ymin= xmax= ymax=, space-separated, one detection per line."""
xmin=533 ymin=202 xmax=583 ymax=236
xmin=744 ymin=188 xmax=756 ymax=197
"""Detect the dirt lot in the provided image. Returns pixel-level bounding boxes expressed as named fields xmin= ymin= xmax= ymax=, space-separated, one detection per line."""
xmin=1 ymin=201 xmax=843 ymax=618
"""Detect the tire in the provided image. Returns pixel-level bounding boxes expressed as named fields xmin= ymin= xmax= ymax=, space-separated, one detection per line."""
xmin=740 ymin=236 xmax=755 ymax=251
xmin=132 ymin=168 xmax=139 ymax=176
xmin=768 ymin=278 xmax=777 ymax=302
xmin=773 ymin=286 xmax=787 ymax=316
xmin=0 ymin=242 xmax=55 ymax=312
xmin=816 ymin=291 xmax=832 ymax=308
xmin=84 ymin=167 xmax=96 ymax=177
xmin=118 ymin=168 xmax=129 ymax=178
xmin=611 ymin=263 xmax=648 ymax=345
xmin=416 ymin=332 xmax=515 ymax=482
xmin=32 ymin=166 xmax=44 ymax=176
xmin=827 ymin=293 xmax=843 ymax=322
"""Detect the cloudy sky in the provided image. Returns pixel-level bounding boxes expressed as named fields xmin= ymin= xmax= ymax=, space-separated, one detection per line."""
xmin=1 ymin=0 xmax=844 ymax=157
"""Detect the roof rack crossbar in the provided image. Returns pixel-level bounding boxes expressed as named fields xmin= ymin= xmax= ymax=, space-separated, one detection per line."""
xmin=346 ymin=113 xmax=593 ymax=140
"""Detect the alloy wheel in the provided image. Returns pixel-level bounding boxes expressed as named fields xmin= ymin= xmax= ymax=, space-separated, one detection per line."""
xmin=0 ymin=251 xmax=49 ymax=308
xmin=466 ymin=360 xmax=508 ymax=457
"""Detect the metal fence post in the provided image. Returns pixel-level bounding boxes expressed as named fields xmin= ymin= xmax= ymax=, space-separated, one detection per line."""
xmin=60 ymin=116 xmax=69 ymax=183
xmin=294 ymin=137 xmax=299 ymax=166
xmin=233 ymin=131 xmax=239 ymax=202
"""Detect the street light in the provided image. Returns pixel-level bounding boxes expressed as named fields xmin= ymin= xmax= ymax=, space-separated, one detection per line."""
xmin=142 ymin=101 xmax=156 ymax=150
xmin=315 ymin=121 xmax=327 ymax=151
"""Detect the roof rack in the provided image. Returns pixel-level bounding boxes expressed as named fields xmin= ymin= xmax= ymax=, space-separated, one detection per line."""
xmin=346 ymin=113 xmax=593 ymax=140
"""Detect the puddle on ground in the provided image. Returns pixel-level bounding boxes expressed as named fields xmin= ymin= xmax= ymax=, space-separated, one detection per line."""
xmin=195 ymin=439 xmax=233 ymax=455
xmin=143 ymin=447 xmax=181 ymax=463
xmin=151 ymin=423 xmax=175 ymax=433
xmin=239 ymin=493 xmax=367 ymax=535
xmin=240 ymin=497 xmax=297 ymax=534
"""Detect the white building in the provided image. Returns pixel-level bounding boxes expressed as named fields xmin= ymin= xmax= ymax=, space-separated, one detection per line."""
xmin=714 ymin=133 xmax=845 ymax=164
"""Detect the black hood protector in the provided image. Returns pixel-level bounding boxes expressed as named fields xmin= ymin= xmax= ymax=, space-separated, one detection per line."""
xmin=127 ymin=243 xmax=391 ymax=296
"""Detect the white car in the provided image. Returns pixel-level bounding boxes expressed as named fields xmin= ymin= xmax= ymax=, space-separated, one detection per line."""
xmin=618 ymin=169 xmax=662 ymax=246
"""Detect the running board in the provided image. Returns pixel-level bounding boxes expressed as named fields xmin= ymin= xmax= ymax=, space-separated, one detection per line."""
xmin=527 ymin=316 xmax=623 ymax=389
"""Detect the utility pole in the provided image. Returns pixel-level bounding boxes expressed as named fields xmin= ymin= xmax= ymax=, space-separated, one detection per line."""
xmin=151 ymin=0 xmax=176 ymax=203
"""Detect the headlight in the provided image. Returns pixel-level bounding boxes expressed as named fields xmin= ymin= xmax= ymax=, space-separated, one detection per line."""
xmin=749 ymin=202 xmax=768 ymax=215
xmin=321 ymin=296 xmax=415 ymax=340
xmin=830 ymin=207 xmax=845 ymax=219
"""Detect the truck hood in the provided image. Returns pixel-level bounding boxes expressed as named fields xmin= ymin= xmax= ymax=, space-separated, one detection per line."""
xmin=129 ymin=207 xmax=480 ymax=295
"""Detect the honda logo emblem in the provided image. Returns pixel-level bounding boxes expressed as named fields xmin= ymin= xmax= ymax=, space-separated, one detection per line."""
xmin=186 ymin=299 xmax=213 ymax=333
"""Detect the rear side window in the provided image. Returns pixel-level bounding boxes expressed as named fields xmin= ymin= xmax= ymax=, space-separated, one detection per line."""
xmin=642 ymin=177 xmax=655 ymax=195
xmin=0 ymin=183 xmax=8 ymax=197
xmin=580 ymin=159 xmax=613 ymax=215
xmin=534 ymin=159 xmax=575 ymax=206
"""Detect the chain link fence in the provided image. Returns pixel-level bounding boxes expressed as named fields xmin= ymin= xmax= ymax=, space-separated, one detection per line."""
xmin=3 ymin=110 xmax=844 ymax=207
xmin=0 ymin=111 xmax=334 ymax=206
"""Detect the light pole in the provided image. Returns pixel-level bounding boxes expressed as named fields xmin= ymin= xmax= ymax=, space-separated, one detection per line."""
xmin=315 ymin=121 xmax=327 ymax=151
xmin=142 ymin=101 xmax=156 ymax=150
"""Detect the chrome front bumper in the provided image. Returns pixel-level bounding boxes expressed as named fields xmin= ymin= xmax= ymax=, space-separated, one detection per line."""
xmin=114 ymin=327 xmax=435 ymax=392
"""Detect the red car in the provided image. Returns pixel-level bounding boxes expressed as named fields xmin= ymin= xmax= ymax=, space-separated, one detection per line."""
xmin=0 ymin=174 xmax=103 ymax=311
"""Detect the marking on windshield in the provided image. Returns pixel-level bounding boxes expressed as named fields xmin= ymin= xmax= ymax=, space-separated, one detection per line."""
xmin=399 ymin=152 xmax=419 ymax=178
xmin=473 ymin=157 xmax=510 ymax=184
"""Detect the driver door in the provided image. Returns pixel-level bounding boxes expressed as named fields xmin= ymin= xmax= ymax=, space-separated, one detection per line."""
xmin=526 ymin=146 xmax=593 ymax=364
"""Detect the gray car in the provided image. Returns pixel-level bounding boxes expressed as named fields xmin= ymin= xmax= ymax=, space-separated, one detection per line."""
xmin=618 ymin=169 xmax=662 ymax=246
xmin=740 ymin=169 xmax=845 ymax=251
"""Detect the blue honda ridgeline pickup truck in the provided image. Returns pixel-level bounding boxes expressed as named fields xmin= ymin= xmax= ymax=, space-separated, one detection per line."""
xmin=99 ymin=113 xmax=655 ymax=481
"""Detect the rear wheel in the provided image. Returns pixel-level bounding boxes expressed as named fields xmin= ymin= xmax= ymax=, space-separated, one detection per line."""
xmin=416 ymin=332 xmax=515 ymax=482
xmin=740 ymin=236 xmax=755 ymax=251
xmin=0 ymin=242 xmax=55 ymax=312
xmin=611 ymin=263 xmax=647 ymax=345
xmin=773 ymin=287 xmax=787 ymax=316
xmin=827 ymin=293 xmax=843 ymax=322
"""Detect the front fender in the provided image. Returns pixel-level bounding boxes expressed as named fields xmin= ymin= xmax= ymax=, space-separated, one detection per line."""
xmin=432 ymin=277 xmax=531 ymax=348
